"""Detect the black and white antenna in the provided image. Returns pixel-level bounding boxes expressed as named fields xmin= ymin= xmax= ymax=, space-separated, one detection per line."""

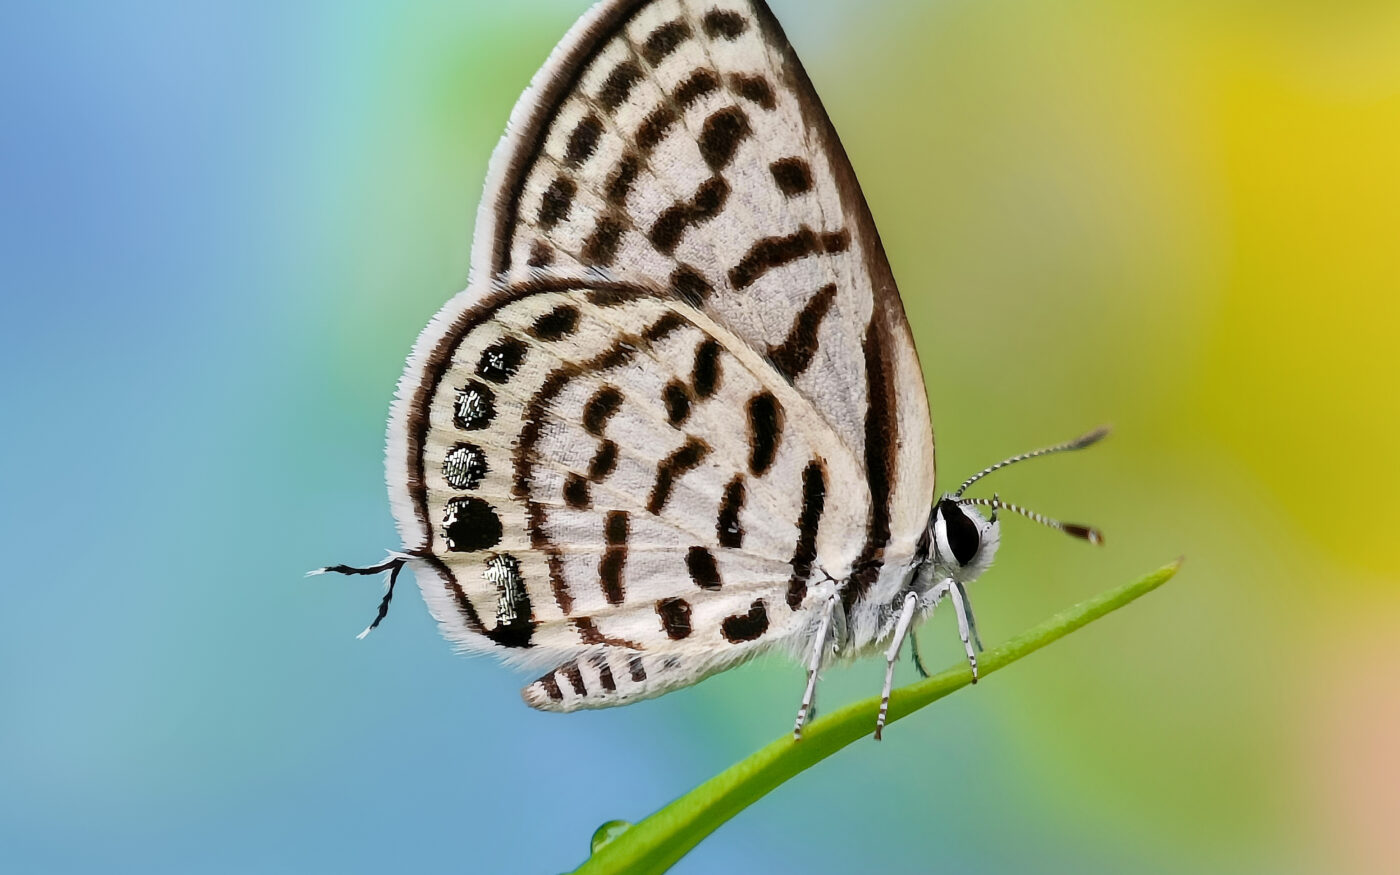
xmin=954 ymin=426 xmax=1110 ymax=498
xmin=953 ymin=426 xmax=1110 ymax=544
xmin=959 ymin=496 xmax=1103 ymax=544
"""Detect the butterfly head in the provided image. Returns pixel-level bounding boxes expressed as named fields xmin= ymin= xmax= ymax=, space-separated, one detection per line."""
xmin=925 ymin=427 xmax=1111 ymax=584
xmin=931 ymin=497 xmax=1001 ymax=583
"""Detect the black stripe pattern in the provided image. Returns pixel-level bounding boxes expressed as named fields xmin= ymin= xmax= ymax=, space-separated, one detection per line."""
xmin=600 ymin=511 xmax=628 ymax=605
xmin=787 ymin=461 xmax=826 ymax=610
xmin=648 ymin=438 xmax=710 ymax=514
xmin=729 ymin=226 xmax=851 ymax=290
xmin=767 ymin=284 xmax=837 ymax=382
xmin=747 ymin=392 xmax=783 ymax=476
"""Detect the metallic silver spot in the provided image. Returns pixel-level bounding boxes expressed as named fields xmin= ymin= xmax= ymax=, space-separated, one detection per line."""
xmin=453 ymin=381 xmax=496 ymax=430
xmin=485 ymin=554 xmax=526 ymax=626
xmin=443 ymin=444 xmax=488 ymax=490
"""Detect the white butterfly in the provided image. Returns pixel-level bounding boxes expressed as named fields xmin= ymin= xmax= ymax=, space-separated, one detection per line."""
xmin=319 ymin=0 xmax=1105 ymax=739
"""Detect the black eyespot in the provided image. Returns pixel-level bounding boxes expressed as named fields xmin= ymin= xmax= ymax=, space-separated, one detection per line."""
xmin=939 ymin=500 xmax=980 ymax=566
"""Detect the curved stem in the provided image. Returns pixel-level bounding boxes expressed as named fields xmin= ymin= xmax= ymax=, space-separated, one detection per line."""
xmin=572 ymin=560 xmax=1181 ymax=875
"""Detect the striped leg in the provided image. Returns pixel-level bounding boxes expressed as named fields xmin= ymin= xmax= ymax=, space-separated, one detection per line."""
xmin=953 ymin=581 xmax=985 ymax=653
xmin=794 ymin=594 xmax=837 ymax=740
xmin=875 ymin=591 xmax=919 ymax=740
xmin=943 ymin=579 xmax=981 ymax=683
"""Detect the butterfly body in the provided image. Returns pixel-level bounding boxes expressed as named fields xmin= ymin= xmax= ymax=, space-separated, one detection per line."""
xmin=327 ymin=0 xmax=1105 ymax=735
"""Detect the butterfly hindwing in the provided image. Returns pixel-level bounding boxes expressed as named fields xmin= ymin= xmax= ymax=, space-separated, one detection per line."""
xmin=404 ymin=281 xmax=869 ymax=693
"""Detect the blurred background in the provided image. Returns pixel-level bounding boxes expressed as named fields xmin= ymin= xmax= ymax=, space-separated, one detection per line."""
xmin=3 ymin=0 xmax=1397 ymax=872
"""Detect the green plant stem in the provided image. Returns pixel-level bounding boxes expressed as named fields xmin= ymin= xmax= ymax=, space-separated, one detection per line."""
xmin=572 ymin=560 xmax=1181 ymax=875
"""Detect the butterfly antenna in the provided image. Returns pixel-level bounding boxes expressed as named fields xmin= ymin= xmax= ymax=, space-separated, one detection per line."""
xmin=953 ymin=426 xmax=1110 ymax=498
xmin=308 ymin=555 xmax=408 ymax=638
xmin=959 ymin=497 xmax=1103 ymax=545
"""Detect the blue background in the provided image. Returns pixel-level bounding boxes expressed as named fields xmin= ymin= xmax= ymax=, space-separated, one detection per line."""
xmin=3 ymin=1 xmax=1397 ymax=872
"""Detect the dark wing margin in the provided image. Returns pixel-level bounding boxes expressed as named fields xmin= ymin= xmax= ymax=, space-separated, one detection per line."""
xmin=744 ymin=1 xmax=926 ymax=608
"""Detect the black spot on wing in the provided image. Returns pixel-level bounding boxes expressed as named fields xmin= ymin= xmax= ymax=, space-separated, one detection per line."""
xmin=649 ymin=206 xmax=689 ymax=256
xmin=527 ymin=240 xmax=553 ymax=268
xmin=564 ymin=114 xmax=603 ymax=167
xmin=642 ymin=19 xmax=693 ymax=65
xmin=821 ymin=228 xmax=852 ymax=253
xmin=476 ymin=337 xmax=526 ymax=384
xmin=663 ymin=380 xmax=691 ymax=426
xmin=747 ymin=392 xmax=783 ymax=476
xmin=600 ymin=510 xmax=628 ymax=605
xmin=598 ymin=60 xmax=643 ymax=111
xmin=594 ymin=652 xmax=616 ymax=692
xmin=722 ymin=478 xmax=744 ymax=546
xmin=717 ymin=475 xmax=745 ymax=548
xmin=670 ymin=264 xmax=713 ymax=307
xmin=698 ymin=106 xmax=751 ymax=172
xmin=583 ymin=386 xmax=623 ymax=435
xmin=562 ymin=660 xmax=587 ymax=696
xmin=703 ymin=9 xmax=749 ymax=39
xmin=443 ymin=497 xmax=503 ymax=553
xmin=484 ymin=553 xmax=533 ymax=647
xmin=587 ymin=286 xmax=633 ymax=308
xmin=675 ymin=68 xmax=720 ymax=108
xmin=563 ymin=474 xmax=591 ymax=509
xmin=582 ymin=214 xmax=625 ymax=267
xmin=530 ymin=305 xmax=580 ymax=341
xmin=769 ymin=157 xmax=813 ymax=197
xmin=642 ymin=311 xmax=688 ymax=344
xmin=587 ymin=440 xmax=618 ymax=481
xmin=728 ymin=74 xmax=775 ymax=110
xmin=636 ymin=106 xmax=677 ymax=154
xmin=606 ymin=153 xmax=640 ymax=205
xmin=691 ymin=176 xmax=728 ymax=221
xmin=537 ymin=176 xmax=576 ymax=229
xmin=656 ymin=597 xmax=693 ymax=640
xmin=686 ymin=546 xmax=722 ymax=591
xmin=721 ymin=600 xmax=769 ymax=643
xmin=443 ymin=443 xmax=488 ymax=490
xmin=537 ymin=672 xmax=563 ymax=701
xmin=453 ymin=381 xmax=496 ymax=430
xmin=691 ymin=339 xmax=722 ymax=399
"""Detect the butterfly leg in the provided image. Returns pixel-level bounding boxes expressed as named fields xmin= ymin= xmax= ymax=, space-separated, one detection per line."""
xmin=909 ymin=630 xmax=932 ymax=678
xmin=875 ymin=591 xmax=919 ymax=740
xmin=953 ymin=581 xmax=985 ymax=653
xmin=794 ymin=594 xmax=838 ymax=740
xmin=943 ymin=579 xmax=980 ymax=682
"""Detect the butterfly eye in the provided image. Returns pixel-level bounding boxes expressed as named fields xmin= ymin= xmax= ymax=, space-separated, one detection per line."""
xmin=939 ymin=501 xmax=981 ymax=566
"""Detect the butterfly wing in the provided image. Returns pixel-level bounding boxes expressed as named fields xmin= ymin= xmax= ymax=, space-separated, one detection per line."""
xmin=386 ymin=0 xmax=935 ymax=706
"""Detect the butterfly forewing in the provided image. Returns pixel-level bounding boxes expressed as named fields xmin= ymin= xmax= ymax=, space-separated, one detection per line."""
xmin=387 ymin=0 xmax=935 ymax=708
xmin=497 ymin=1 xmax=878 ymax=460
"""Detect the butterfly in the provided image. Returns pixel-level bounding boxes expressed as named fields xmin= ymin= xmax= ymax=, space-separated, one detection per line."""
xmin=318 ymin=0 xmax=1106 ymax=740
